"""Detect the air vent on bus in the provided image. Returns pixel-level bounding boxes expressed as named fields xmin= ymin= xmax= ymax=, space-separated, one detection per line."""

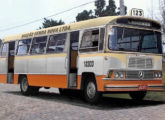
xmin=128 ymin=57 xmax=153 ymax=69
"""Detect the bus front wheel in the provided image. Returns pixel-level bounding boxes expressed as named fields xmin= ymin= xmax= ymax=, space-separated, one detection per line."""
xmin=129 ymin=91 xmax=146 ymax=100
xmin=83 ymin=78 xmax=102 ymax=104
xmin=20 ymin=76 xmax=39 ymax=95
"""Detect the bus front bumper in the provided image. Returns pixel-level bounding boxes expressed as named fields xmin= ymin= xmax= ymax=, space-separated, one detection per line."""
xmin=104 ymin=84 xmax=164 ymax=92
xmin=102 ymin=78 xmax=164 ymax=92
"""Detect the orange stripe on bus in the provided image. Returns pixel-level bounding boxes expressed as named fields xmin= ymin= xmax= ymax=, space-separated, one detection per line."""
xmin=0 ymin=74 xmax=6 ymax=83
xmin=77 ymin=75 xmax=81 ymax=89
xmin=14 ymin=74 xmax=19 ymax=84
xmin=27 ymin=74 xmax=68 ymax=88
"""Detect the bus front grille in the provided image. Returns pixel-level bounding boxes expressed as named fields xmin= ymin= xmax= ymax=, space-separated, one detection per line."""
xmin=128 ymin=57 xmax=153 ymax=69
xmin=126 ymin=71 xmax=153 ymax=79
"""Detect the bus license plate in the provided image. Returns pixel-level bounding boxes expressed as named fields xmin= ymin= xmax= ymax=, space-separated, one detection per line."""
xmin=138 ymin=85 xmax=148 ymax=91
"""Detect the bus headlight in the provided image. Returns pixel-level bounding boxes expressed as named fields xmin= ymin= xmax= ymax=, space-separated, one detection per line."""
xmin=114 ymin=71 xmax=124 ymax=78
xmin=120 ymin=72 xmax=124 ymax=78
xmin=154 ymin=73 xmax=158 ymax=78
xmin=107 ymin=71 xmax=125 ymax=79
xmin=114 ymin=72 xmax=120 ymax=78
xmin=154 ymin=72 xmax=162 ymax=78
xmin=158 ymin=73 xmax=162 ymax=78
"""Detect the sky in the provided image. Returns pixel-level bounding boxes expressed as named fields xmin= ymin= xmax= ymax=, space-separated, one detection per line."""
xmin=0 ymin=0 xmax=161 ymax=39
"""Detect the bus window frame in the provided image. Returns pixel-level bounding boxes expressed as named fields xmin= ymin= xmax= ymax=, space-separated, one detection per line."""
xmin=16 ymin=38 xmax=32 ymax=56
xmin=30 ymin=35 xmax=48 ymax=55
xmin=46 ymin=33 xmax=67 ymax=54
xmin=99 ymin=27 xmax=106 ymax=51
xmin=107 ymin=24 xmax=162 ymax=54
xmin=0 ymin=42 xmax=8 ymax=58
xmin=79 ymin=26 xmax=106 ymax=54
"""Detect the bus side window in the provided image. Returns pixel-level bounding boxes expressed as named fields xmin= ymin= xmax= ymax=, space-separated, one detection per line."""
xmin=47 ymin=33 xmax=66 ymax=53
xmin=80 ymin=29 xmax=99 ymax=52
xmin=1 ymin=43 xmax=8 ymax=57
xmin=31 ymin=36 xmax=47 ymax=54
xmin=17 ymin=39 xmax=31 ymax=55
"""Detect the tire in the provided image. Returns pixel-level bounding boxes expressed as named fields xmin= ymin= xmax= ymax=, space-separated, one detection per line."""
xmin=59 ymin=88 xmax=68 ymax=96
xmin=83 ymin=78 xmax=102 ymax=104
xmin=20 ymin=76 xmax=39 ymax=96
xmin=31 ymin=87 xmax=40 ymax=96
xmin=129 ymin=91 xmax=146 ymax=100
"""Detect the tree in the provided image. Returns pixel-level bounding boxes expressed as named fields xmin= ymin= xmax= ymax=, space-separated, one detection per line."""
xmin=39 ymin=18 xmax=65 ymax=29
xmin=76 ymin=10 xmax=95 ymax=22
xmin=76 ymin=0 xmax=119 ymax=22
xmin=104 ymin=0 xmax=117 ymax=16
xmin=94 ymin=0 xmax=106 ymax=17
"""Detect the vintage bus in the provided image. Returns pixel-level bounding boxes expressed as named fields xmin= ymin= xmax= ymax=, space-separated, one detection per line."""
xmin=0 ymin=16 xmax=163 ymax=103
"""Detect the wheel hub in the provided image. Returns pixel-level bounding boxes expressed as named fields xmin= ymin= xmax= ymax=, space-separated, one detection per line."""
xmin=87 ymin=82 xmax=96 ymax=99
xmin=21 ymin=78 xmax=28 ymax=92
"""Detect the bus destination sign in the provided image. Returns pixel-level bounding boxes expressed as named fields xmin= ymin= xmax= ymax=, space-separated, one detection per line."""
xmin=130 ymin=8 xmax=144 ymax=17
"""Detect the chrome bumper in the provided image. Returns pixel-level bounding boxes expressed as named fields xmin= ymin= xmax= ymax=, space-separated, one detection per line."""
xmin=104 ymin=85 xmax=164 ymax=90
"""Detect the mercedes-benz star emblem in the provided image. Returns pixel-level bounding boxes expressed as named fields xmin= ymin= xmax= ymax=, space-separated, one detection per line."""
xmin=138 ymin=71 xmax=144 ymax=79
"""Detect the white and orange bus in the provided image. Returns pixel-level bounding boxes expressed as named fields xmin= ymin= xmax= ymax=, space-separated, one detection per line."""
xmin=0 ymin=16 xmax=164 ymax=103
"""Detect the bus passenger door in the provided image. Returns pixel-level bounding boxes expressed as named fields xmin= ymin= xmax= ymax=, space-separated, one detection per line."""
xmin=67 ymin=31 xmax=79 ymax=88
xmin=0 ymin=43 xmax=8 ymax=83
xmin=7 ymin=42 xmax=15 ymax=83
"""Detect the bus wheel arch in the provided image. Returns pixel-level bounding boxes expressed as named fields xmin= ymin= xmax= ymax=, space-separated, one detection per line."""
xmin=81 ymin=72 xmax=102 ymax=104
xmin=81 ymin=72 xmax=94 ymax=90
xmin=18 ymin=74 xmax=27 ymax=84
xmin=19 ymin=75 xmax=39 ymax=96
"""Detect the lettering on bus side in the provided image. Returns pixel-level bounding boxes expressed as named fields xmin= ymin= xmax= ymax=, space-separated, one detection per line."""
xmin=22 ymin=32 xmax=34 ymax=39
xmin=35 ymin=30 xmax=47 ymax=36
xmin=84 ymin=61 xmax=94 ymax=67
xmin=47 ymin=26 xmax=71 ymax=34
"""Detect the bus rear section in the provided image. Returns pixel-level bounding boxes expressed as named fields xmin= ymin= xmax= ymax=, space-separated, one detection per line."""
xmin=0 ymin=42 xmax=15 ymax=84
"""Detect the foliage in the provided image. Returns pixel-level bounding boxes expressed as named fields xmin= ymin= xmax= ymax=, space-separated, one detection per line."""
xmin=39 ymin=18 xmax=65 ymax=29
xmin=76 ymin=10 xmax=95 ymax=22
xmin=105 ymin=0 xmax=117 ymax=16
xmin=76 ymin=0 xmax=127 ymax=22
xmin=39 ymin=0 xmax=128 ymax=27
xmin=94 ymin=0 xmax=106 ymax=17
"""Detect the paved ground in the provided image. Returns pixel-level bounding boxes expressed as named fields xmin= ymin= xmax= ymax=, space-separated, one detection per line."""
xmin=0 ymin=84 xmax=165 ymax=120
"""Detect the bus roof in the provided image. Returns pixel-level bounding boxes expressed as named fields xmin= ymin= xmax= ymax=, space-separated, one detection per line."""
xmin=2 ymin=16 xmax=161 ymax=42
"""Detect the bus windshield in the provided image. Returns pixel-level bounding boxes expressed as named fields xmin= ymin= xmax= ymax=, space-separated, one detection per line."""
xmin=109 ymin=27 xmax=162 ymax=54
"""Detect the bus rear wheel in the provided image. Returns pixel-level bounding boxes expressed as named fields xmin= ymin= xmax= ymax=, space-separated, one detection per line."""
xmin=129 ymin=91 xmax=146 ymax=100
xmin=59 ymin=88 xmax=68 ymax=96
xmin=20 ymin=76 xmax=39 ymax=95
xmin=83 ymin=78 xmax=102 ymax=104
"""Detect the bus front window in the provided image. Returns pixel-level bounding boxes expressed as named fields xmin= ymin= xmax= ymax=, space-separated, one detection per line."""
xmin=109 ymin=27 xmax=162 ymax=54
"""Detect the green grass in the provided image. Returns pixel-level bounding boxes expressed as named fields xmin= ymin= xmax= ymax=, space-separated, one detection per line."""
xmin=104 ymin=91 xmax=165 ymax=102
xmin=145 ymin=92 xmax=165 ymax=101
xmin=104 ymin=94 xmax=131 ymax=99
